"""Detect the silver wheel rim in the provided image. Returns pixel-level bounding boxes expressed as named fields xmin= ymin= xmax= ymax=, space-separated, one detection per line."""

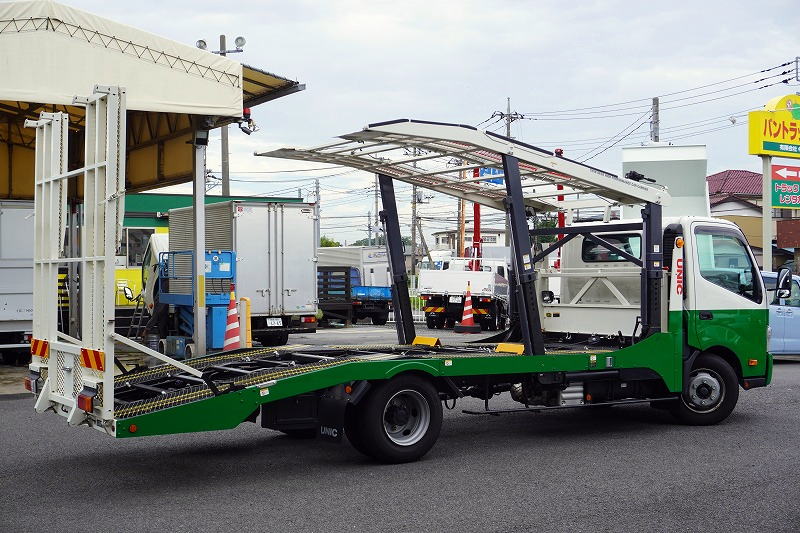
xmin=382 ymin=389 xmax=430 ymax=446
xmin=683 ymin=368 xmax=725 ymax=413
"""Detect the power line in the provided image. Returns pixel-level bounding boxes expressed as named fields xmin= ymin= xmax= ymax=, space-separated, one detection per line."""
xmin=518 ymin=61 xmax=792 ymax=116
xmin=579 ymin=110 xmax=653 ymax=162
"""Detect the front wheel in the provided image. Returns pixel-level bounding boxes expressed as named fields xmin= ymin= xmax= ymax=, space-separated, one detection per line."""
xmin=350 ymin=375 xmax=443 ymax=463
xmin=669 ymin=353 xmax=739 ymax=425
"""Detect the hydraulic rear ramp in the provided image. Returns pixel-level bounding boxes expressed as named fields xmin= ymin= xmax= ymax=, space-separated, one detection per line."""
xmin=256 ymin=119 xmax=671 ymax=213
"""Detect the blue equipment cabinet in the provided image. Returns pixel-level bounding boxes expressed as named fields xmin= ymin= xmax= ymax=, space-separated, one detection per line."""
xmin=158 ymin=250 xmax=236 ymax=352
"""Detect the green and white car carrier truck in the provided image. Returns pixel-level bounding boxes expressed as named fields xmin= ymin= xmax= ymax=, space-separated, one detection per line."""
xmin=23 ymin=92 xmax=784 ymax=463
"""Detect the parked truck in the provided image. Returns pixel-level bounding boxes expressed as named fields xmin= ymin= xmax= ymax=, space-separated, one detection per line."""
xmin=144 ymin=201 xmax=318 ymax=347
xmin=0 ymin=201 xmax=33 ymax=363
xmin=25 ymin=116 xmax=776 ymax=465
xmin=418 ymin=258 xmax=509 ymax=330
xmin=317 ymin=246 xmax=392 ymax=325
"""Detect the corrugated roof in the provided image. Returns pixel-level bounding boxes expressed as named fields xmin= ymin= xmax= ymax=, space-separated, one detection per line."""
xmin=706 ymin=169 xmax=762 ymax=196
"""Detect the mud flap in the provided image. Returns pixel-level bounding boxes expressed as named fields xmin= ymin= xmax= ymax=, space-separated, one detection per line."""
xmin=317 ymin=396 xmax=347 ymax=442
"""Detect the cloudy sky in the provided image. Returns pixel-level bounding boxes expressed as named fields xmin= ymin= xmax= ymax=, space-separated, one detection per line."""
xmin=67 ymin=0 xmax=800 ymax=244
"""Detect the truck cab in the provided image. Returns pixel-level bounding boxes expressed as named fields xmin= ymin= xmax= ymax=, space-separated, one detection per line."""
xmin=538 ymin=216 xmax=769 ymax=386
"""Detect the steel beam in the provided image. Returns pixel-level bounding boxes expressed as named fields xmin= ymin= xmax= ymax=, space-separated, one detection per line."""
xmin=501 ymin=155 xmax=545 ymax=356
xmin=378 ymin=174 xmax=416 ymax=344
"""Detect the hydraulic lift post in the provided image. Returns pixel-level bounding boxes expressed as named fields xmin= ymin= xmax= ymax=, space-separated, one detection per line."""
xmin=501 ymin=155 xmax=545 ymax=356
xmin=378 ymin=174 xmax=416 ymax=344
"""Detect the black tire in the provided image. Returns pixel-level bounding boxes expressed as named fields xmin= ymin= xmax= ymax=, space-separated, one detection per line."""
xmin=425 ymin=316 xmax=436 ymax=329
xmin=280 ymin=428 xmax=317 ymax=439
xmin=669 ymin=353 xmax=739 ymax=425
xmin=371 ymin=314 xmax=388 ymax=326
xmin=353 ymin=375 xmax=443 ymax=464
xmin=258 ymin=332 xmax=290 ymax=347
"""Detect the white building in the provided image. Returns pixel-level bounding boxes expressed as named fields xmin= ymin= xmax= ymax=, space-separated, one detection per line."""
xmin=431 ymin=227 xmax=506 ymax=252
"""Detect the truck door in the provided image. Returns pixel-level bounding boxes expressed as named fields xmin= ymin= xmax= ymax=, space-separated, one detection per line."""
xmin=686 ymin=223 xmax=766 ymax=361
xmin=780 ymin=279 xmax=800 ymax=354
xmin=766 ymin=275 xmax=785 ymax=354
xmin=277 ymin=205 xmax=317 ymax=315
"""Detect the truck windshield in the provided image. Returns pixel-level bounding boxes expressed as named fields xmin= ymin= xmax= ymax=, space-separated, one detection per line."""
xmin=695 ymin=227 xmax=761 ymax=303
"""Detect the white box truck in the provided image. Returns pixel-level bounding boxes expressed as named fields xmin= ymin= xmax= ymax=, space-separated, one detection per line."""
xmin=0 ymin=201 xmax=34 ymax=363
xmin=168 ymin=201 xmax=318 ymax=346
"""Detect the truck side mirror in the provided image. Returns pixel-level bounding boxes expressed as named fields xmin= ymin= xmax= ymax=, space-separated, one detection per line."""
xmin=122 ymin=286 xmax=135 ymax=301
xmin=776 ymin=267 xmax=792 ymax=299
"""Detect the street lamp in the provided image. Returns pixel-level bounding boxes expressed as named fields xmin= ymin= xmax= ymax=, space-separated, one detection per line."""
xmin=195 ymin=35 xmax=247 ymax=196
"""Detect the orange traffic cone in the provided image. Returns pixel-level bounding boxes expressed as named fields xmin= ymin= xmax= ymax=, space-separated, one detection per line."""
xmin=223 ymin=283 xmax=241 ymax=351
xmin=454 ymin=281 xmax=482 ymax=334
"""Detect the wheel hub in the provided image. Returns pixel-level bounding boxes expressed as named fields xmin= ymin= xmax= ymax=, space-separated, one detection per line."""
xmin=687 ymin=370 xmax=722 ymax=411
xmin=382 ymin=389 xmax=431 ymax=446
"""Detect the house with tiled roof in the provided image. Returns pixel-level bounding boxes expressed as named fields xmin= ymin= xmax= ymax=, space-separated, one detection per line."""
xmin=706 ymin=169 xmax=794 ymax=270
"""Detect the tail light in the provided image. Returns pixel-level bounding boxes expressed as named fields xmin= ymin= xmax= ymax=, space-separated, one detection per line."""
xmin=301 ymin=316 xmax=316 ymax=323
xmin=23 ymin=333 xmax=31 ymax=343
xmin=352 ymin=301 xmax=362 ymax=305
xmin=479 ymin=297 xmax=492 ymax=303
xmin=420 ymin=295 xmax=430 ymax=301
xmin=76 ymin=386 xmax=97 ymax=413
xmin=23 ymin=371 xmax=40 ymax=394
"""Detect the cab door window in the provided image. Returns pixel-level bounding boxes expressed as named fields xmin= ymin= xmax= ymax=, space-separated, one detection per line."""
xmin=694 ymin=227 xmax=761 ymax=303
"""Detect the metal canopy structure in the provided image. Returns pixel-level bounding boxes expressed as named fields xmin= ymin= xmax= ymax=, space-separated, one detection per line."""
xmin=0 ymin=0 xmax=304 ymax=199
xmin=258 ymin=119 xmax=671 ymax=213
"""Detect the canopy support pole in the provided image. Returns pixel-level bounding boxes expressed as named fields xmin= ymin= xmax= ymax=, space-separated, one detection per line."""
xmin=192 ymin=139 xmax=207 ymax=357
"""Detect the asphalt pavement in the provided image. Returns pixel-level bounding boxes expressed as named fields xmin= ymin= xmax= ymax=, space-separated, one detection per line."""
xmin=1 ymin=340 xmax=798 ymax=532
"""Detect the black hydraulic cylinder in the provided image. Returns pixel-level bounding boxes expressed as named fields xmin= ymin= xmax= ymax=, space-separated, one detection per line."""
xmin=501 ymin=154 xmax=545 ymax=356
xmin=640 ymin=202 xmax=663 ymax=335
xmin=378 ymin=174 xmax=416 ymax=344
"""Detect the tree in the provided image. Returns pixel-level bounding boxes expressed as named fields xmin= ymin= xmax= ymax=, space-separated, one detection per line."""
xmin=319 ymin=235 xmax=341 ymax=247
xmin=350 ymin=235 xmax=412 ymax=247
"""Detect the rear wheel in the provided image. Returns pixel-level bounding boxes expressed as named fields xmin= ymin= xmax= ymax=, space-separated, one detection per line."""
xmin=371 ymin=314 xmax=388 ymax=326
xmin=351 ymin=375 xmax=443 ymax=463
xmin=425 ymin=316 xmax=436 ymax=329
xmin=669 ymin=353 xmax=739 ymax=425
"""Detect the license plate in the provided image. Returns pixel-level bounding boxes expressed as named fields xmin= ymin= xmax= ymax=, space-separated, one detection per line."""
xmin=448 ymin=296 xmax=462 ymax=304
xmin=266 ymin=318 xmax=282 ymax=327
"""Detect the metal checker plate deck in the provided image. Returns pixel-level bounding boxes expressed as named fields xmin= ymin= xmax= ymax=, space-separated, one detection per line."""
xmin=113 ymin=343 xmax=612 ymax=419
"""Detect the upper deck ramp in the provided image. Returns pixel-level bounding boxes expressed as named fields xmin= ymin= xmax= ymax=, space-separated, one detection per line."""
xmin=258 ymin=119 xmax=671 ymax=212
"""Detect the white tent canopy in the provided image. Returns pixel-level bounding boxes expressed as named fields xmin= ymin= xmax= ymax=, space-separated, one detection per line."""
xmin=0 ymin=0 xmax=303 ymax=198
xmin=0 ymin=0 xmax=242 ymax=116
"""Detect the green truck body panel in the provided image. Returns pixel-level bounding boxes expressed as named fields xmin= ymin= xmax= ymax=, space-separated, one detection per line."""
xmin=115 ymin=303 xmax=771 ymax=438
xmin=686 ymin=308 xmax=769 ymax=378
xmin=116 ymin=329 xmax=685 ymax=438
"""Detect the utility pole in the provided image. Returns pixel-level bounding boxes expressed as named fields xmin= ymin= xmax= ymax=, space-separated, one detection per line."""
xmin=458 ymin=167 xmax=466 ymax=257
xmin=504 ymin=97 xmax=515 ymax=246
xmin=195 ymin=34 xmax=246 ymax=196
xmin=651 ymin=97 xmax=660 ymax=142
xmin=219 ymin=35 xmax=230 ymax=196
xmin=411 ymin=147 xmax=418 ymax=276
xmin=367 ymin=210 xmax=373 ymax=246
xmin=314 ymin=178 xmax=320 ymax=247
xmin=506 ymin=96 xmax=512 ymax=137
xmin=416 ymin=219 xmax=435 ymax=268
xmin=374 ymin=174 xmax=379 ymax=245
